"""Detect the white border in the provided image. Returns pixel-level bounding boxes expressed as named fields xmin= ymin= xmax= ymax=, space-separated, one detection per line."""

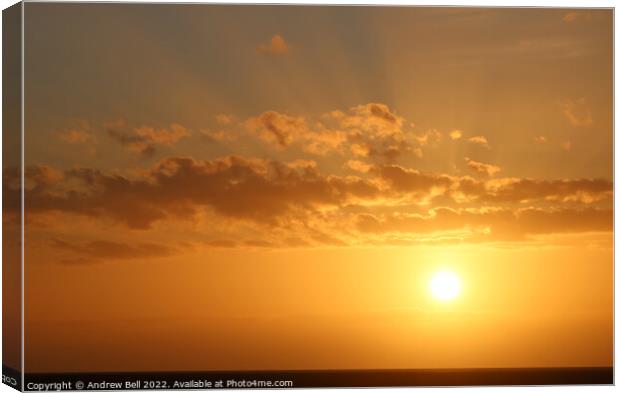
xmin=0 ymin=2 xmax=616 ymax=393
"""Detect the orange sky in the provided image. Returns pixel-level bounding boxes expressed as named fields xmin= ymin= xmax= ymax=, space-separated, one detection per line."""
xmin=8 ymin=5 xmax=613 ymax=372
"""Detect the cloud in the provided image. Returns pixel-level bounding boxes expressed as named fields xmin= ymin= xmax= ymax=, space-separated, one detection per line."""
xmin=378 ymin=165 xmax=452 ymax=193
xmin=107 ymin=122 xmax=189 ymax=157
xmin=13 ymin=157 xmax=380 ymax=229
xmin=200 ymin=129 xmax=237 ymax=143
xmin=286 ymin=159 xmax=317 ymax=169
xmin=246 ymin=110 xmax=348 ymax=155
xmin=334 ymin=103 xmax=422 ymax=161
xmin=56 ymin=120 xmax=95 ymax=144
xmin=9 ymin=159 xmax=611 ymax=231
xmin=56 ymin=121 xmax=98 ymax=156
xmin=350 ymin=143 xmax=370 ymax=157
xmin=449 ymin=129 xmax=462 ymax=140
xmin=355 ymin=207 xmax=612 ymax=242
xmin=10 ymin=95 xmax=614 ymax=252
xmin=470 ymin=177 xmax=612 ymax=204
xmin=340 ymin=103 xmax=404 ymax=137
xmin=257 ymin=34 xmax=289 ymax=54
xmin=414 ymin=129 xmax=442 ymax=146
xmin=373 ymin=165 xmax=611 ymax=205
xmin=465 ymin=158 xmax=502 ymax=176
xmin=51 ymin=238 xmax=178 ymax=263
xmin=25 ymin=165 xmax=64 ymax=186
xmin=345 ymin=160 xmax=372 ymax=173
xmin=562 ymin=98 xmax=593 ymax=127
xmin=563 ymin=12 xmax=578 ymax=22
xmin=468 ymin=135 xmax=489 ymax=148
xmin=59 ymin=129 xmax=94 ymax=144
xmin=302 ymin=122 xmax=348 ymax=155
xmin=7 ymin=154 xmax=612 ymax=250
xmin=222 ymin=103 xmax=432 ymax=160
xmin=246 ymin=111 xmax=306 ymax=148
xmin=215 ymin=114 xmax=234 ymax=125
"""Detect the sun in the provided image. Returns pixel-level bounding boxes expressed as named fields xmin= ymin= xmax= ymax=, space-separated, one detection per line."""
xmin=429 ymin=270 xmax=461 ymax=301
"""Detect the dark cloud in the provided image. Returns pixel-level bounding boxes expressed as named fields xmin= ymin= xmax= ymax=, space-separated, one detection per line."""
xmin=246 ymin=111 xmax=306 ymax=148
xmin=12 ymin=157 xmax=380 ymax=229
xmin=365 ymin=103 xmax=401 ymax=125
xmin=377 ymin=165 xmax=452 ymax=193
xmin=6 ymin=157 xmax=612 ymax=246
xmin=107 ymin=122 xmax=189 ymax=157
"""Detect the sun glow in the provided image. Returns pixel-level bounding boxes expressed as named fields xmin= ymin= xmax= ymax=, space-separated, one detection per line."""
xmin=429 ymin=270 xmax=461 ymax=301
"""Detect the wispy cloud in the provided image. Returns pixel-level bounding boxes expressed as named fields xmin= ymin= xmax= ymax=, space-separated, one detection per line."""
xmin=51 ymin=238 xmax=178 ymax=264
xmin=562 ymin=98 xmax=593 ymax=127
xmin=59 ymin=129 xmax=94 ymax=144
xmin=465 ymin=157 xmax=501 ymax=176
xmin=215 ymin=114 xmax=234 ymax=125
xmin=107 ymin=122 xmax=189 ymax=157
xmin=468 ymin=135 xmax=490 ymax=148
xmin=562 ymin=12 xmax=578 ymax=23
xmin=257 ymin=34 xmax=289 ymax=54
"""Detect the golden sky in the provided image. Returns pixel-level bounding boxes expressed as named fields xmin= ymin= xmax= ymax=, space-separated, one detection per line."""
xmin=8 ymin=5 xmax=613 ymax=372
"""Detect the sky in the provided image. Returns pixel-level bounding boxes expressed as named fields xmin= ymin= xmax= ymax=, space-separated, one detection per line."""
xmin=7 ymin=4 xmax=613 ymax=372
